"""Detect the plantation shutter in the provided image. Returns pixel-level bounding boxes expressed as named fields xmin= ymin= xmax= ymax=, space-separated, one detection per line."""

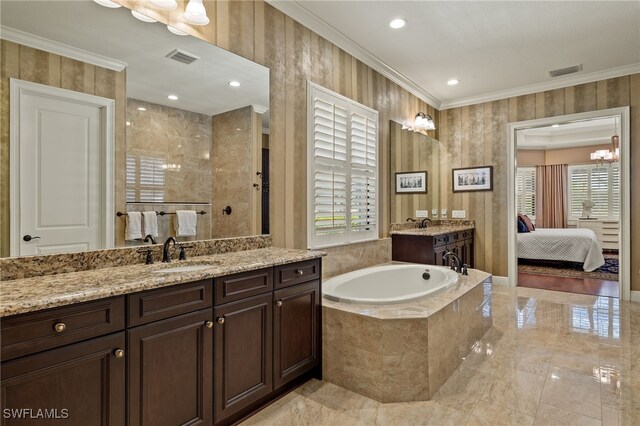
xmin=590 ymin=166 xmax=609 ymax=217
xmin=569 ymin=167 xmax=589 ymax=218
xmin=611 ymin=165 xmax=620 ymax=217
xmin=308 ymin=83 xmax=379 ymax=248
xmin=515 ymin=167 xmax=536 ymax=219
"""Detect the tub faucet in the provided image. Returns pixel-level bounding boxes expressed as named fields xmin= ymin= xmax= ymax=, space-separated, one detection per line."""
xmin=143 ymin=234 xmax=157 ymax=245
xmin=162 ymin=237 xmax=178 ymax=263
xmin=443 ymin=251 xmax=463 ymax=274
xmin=419 ymin=218 xmax=432 ymax=229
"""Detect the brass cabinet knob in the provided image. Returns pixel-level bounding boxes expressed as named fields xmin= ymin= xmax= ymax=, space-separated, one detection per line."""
xmin=275 ymin=300 xmax=283 ymax=307
xmin=114 ymin=349 xmax=125 ymax=359
xmin=217 ymin=317 xmax=225 ymax=324
xmin=295 ymin=269 xmax=304 ymax=276
xmin=205 ymin=321 xmax=214 ymax=329
xmin=53 ymin=323 xmax=66 ymax=333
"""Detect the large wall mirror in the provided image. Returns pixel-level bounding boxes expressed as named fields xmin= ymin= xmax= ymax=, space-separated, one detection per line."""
xmin=1 ymin=0 xmax=269 ymax=257
xmin=390 ymin=120 xmax=440 ymax=223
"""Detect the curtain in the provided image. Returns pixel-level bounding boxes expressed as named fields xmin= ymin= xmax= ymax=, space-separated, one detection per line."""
xmin=535 ymin=164 xmax=568 ymax=228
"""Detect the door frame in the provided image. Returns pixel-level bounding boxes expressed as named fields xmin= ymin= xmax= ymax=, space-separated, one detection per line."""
xmin=507 ymin=107 xmax=631 ymax=300
xmin=9 ymin=78 xmax=115 ymax=256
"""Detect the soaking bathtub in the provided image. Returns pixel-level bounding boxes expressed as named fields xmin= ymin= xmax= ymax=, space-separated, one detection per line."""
xmin=322 ymin=263 xmax=459 ymax=304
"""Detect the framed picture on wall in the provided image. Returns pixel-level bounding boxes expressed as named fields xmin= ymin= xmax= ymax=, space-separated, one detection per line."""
xmin=395 ymin=171 xmax=428 ymax=194
xmin=452 ymin=166 xmax=493 ymax=192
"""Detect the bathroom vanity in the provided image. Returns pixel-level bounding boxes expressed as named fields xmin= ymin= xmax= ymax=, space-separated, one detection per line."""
xmin=391 ymin=222 xmax=475 ymax=267
xmin=0 ymin=248 xmax=322 ymax=426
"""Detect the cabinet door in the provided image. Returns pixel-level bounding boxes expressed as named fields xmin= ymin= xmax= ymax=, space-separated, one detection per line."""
xmin=128 ymin=309 xmax=213 ymax=426
xmin=1 ymin=332 xmax=125 ymax=426
xmin=273 ymin=281 xmax=320 ymax=389
xmin=465 ymin=238 xmax=474 ymax=268
xmin=214 ymin=293 xmax=273 ymax=424
xmin=433 ymin=245 xmax=447 ymax=266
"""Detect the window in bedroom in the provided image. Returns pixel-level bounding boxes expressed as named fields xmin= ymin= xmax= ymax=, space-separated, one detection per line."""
xmin=568 ymin=163 xmax=619 ymax=219
xmin=307 ymin=82 xmax=379 ymax=249
xmin=516 ymin=167 xmax=536 ymax=221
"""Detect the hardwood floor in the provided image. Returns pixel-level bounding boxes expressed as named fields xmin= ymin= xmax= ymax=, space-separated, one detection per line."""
xmin=517 ymin=272 xmax=619 ymax=298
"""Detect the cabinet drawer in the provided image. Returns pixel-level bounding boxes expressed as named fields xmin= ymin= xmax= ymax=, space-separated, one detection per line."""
xmin=1 ymin=297 xmax=125 ymax=361
xmin=433 ymin=235 xmax=449 ymax=247
xmin=462 ymin=230 xmax=473 ymax=240
xmin=274 ymin=260 xmax=320 ymax=289
xmin=128 ymin=280 xmax=212 ymax=327
xmin=214 ymin=268 xmax=273 ymax=305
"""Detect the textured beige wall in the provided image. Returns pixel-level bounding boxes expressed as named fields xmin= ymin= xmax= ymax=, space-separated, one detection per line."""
xmin=390 ymin=121 xmax=441 ymax=223
xmin=0 ymin=40 xmax=126 ymax=255
xmin=211 ymin=106 xmax=260 ymax=237
xmin=440 ymin=75 xmax=639 ymax=291
xmin=517 ymin=145 xmax=611 ymax=166
xmin=126 ymin=98 xmax=212 ymax=203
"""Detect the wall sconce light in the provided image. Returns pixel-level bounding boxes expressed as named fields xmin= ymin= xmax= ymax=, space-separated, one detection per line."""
xmin=402 ymin=112 xmax=436 ymax=135
xmin=184 ymin=0 xmax=210 ymax=25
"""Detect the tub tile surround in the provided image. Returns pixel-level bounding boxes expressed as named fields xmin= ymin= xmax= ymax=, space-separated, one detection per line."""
xmin=323 ymin=270 xmax=492 ymax=402
xmin=0 ymin=246 xmax=324 ymax=317
xmin=244 ymin=285 xmax=639 ymax=425
xmin=321 ymin=238 xmax=392 ymax=279
xmin=390 ymin=219 xmax=475 ymax=236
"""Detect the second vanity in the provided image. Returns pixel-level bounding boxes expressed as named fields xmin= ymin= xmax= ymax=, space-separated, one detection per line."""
xmin=391 ymin=221 xmax=475 ymax=267
xmin=0 ymin=247 xmax=323 ymax=426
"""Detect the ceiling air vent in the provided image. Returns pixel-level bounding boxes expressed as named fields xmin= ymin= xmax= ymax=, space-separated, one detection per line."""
xmin=165 ymin=48 xmax=200 ymax=65
xmin=548 ymin=64 xmax=582 ymax=78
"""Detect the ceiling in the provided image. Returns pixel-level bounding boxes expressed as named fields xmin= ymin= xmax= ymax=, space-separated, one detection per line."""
xmin=271 ymin=1 xmax=640 ymax=109
xmin=0 ymin=1 xmax=269 ymax=118
xmin=517 ymin=116 xmax=617 ymax=150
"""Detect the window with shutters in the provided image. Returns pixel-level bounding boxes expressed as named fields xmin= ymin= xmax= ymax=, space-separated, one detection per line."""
xmin=125 ymin=155 xmax=165 ymax=203
xmin=307 ymin=82 xmax=378 ymax=249
xmin=568 ymin=163 xmax=619 ymax=220
xmin=516 ymin=167 xmax=536 ymax=221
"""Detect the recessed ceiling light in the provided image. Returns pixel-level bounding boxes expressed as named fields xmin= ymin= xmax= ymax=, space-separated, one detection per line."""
xmin=137 ymin=107 xmax=146 ymax=111
xmin=552 ymin=124 xmax=560 ymax=128
xmin=126 ymin=121 xmax=131 ymax=126
xmin=228 ymin=81 xmax=241 ymax=87
xmin=447 ymin=79 xmax=459 ymax=86
xmin=93 ymin=0 xmax=121 ymax=8
xmin=167 ymin=25 xmax=188 ymax=36
xmin=131 ymin=10 xmax=157 ymax=23
xmin=168 ymin=94 xmax=178 ymax=100
xmin=389 ymin=18 xmax=407 ymax=29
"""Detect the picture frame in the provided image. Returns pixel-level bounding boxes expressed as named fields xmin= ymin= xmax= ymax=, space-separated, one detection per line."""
xmin=452 ymin=166 xmax=493 ymax=192
xmin=395 ymin=171 xmax=428 ymax=194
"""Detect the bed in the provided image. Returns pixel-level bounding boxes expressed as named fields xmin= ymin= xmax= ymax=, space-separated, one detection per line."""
xmin=517 ymin=228 xmax=605 ymax=272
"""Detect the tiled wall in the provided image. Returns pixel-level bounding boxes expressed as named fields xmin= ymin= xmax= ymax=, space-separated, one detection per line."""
xmin=321 ymin=239 xmax=392 ymax=279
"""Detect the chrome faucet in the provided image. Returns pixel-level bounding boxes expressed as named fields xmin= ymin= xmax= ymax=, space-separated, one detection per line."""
xmin=443 ymin=251 xmax=468 ymax=274
xmin=419 ymin=218 xmax=432 ymax=229
xmin=162 ymin=237 xmax=178 ymax=263
xmin=143 ymin=234 xmax=157 ymax=245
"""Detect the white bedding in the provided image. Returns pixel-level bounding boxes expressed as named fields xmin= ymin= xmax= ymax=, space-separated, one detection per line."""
xmin=517 ymin=228 xmax=606 ymax=272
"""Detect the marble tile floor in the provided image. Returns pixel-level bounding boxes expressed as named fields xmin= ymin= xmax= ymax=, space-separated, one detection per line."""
xmin=242 ymin=285 xmax=640 ymax=425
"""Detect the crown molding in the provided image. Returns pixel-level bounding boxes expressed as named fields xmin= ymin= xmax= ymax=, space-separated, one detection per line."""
xmin=440 ymin=63 xmax=640 ymax=110
xmin=0 ymin=26 xmax=127 ymax=72
xmin=266 ymin=0 xmax=441 ymax=110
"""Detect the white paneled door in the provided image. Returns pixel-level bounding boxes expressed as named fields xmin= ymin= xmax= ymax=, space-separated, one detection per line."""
xmin=10 ymin=79 xmax=114 ymax=256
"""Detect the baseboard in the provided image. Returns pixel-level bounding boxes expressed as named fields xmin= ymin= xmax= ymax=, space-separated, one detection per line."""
xmin=631 ymin=291 xmax=640 ymax=303
xmin=491 ymin=276 xmax=511 ymax=286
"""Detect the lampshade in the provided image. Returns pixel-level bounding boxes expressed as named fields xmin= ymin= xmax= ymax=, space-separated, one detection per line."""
xmin=414 ymin=112 xmax=436 ymax=130
xmin=167 ymin=25 xmax=189 ymax=36
xmin=131 ymin=10 xmax=157 ymax=23
xmin=184 ymin=0 xmax=210 ymax=26
xmin=93 ymin=0 xmax=121 ymax=8
xmin=149 ymin=0 xmax=177 ymax=10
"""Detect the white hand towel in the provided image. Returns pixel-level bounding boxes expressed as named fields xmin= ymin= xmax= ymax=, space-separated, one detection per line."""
xmin=174 ymin=210 xmax=197 ymax=237
xmin=142 ymin=211 xmax=158 ymax=238
xmin=125 ymin=212 xmax=143 ymax=240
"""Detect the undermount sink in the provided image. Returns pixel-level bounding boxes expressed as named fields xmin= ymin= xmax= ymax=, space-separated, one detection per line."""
xmin=153 ymin=264 xmax=213 ymax=274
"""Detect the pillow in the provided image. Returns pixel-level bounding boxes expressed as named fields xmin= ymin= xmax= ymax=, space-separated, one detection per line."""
xmin=517 ymin=218 xmax=529 ymax=233
xmin=518 ymin=214 xmax=535 ymax=232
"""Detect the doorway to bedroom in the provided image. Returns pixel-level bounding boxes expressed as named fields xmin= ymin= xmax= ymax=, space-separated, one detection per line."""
xmin=508 ymin=108 xmax=630 ymax=299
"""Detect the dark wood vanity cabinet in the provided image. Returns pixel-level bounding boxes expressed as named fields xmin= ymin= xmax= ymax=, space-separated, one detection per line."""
xmin=392 ymin=230 xmax=475 ymax=267
xmin=1 ymin=332 xmax=126 ymax=426
xmin=0 ymin=257 xmax=322 ymax=426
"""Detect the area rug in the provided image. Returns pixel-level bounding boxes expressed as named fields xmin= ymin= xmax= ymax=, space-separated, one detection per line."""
xmin=518 ymin=254 xmax=618 ymax=281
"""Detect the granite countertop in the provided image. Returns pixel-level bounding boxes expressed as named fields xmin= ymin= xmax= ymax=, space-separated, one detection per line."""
xmin=0 ymin=248 xmax=325 ymax=318
xmin=322 ymin=268 xmax=491 ymax=320
xmin=391 ymin=223 xmax=475 ymax=236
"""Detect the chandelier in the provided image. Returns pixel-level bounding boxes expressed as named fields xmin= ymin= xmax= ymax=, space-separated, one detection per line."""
xmin=590 ymin=117 xmax=619 ymax=165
